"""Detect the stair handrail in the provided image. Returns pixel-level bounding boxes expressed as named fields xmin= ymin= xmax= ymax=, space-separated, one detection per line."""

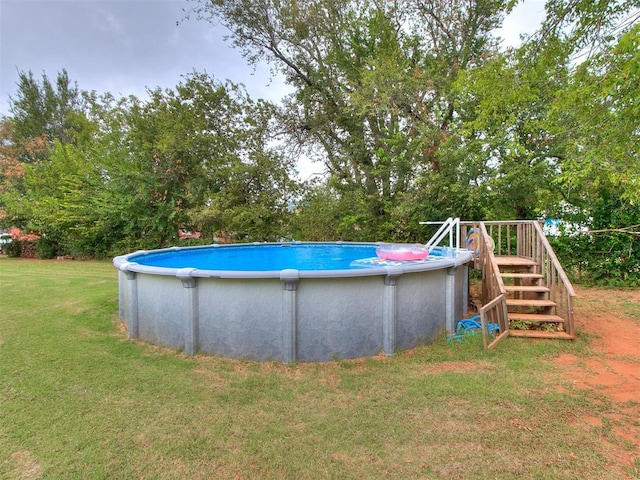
xmin=532 ymin=222 xmax=576 ymax=297
xmin=421 ymin=217 xmax=460 ymax=252
xmin=478 ymin=222 xmax=508 ymax=301
xmin=478 ymin=222 xmax=510 ymax=348
xmin=532 ymin=221 xmax=577 ymax=336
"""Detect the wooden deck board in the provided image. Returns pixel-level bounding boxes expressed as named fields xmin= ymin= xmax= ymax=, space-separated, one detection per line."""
xmin=506 ymin=299 xmax=556 ymax=307
xmin=495 ymin=256 xmax=538 ymax=267
xmin=508 ymin=313 xmax=565 ymax=323
xmin=500 ymin=273 xmax=544 ymax=279
xmin=504 ymin=285 xmax=550 ymax=293
xmin=508 ymin=330 xmax=574 ymax=340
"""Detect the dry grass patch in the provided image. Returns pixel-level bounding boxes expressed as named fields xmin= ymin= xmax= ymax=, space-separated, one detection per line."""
xmin=8 ymin=451 xmax=42 ymax=480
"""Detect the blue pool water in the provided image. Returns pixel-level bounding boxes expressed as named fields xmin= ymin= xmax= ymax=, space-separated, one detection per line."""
xmin=130 ymin=243 xmax=380 ymax=271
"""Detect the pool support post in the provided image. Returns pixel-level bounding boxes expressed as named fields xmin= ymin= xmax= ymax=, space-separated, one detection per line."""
xmin=446 ymin=266 xmax=456 ymax=334
xmin=177 ymin=268 xmax=199 ymax=356
xmin=383 ymin=266 xmax=403 ymax=356
xmin=121 ymin=263 xmax=139 ymax=339
xmin=280 ymin=269 xmax=300 ymax=364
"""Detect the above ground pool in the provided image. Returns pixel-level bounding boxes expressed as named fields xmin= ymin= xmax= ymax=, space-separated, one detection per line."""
xmin=114 ymin=242 xmax=473 ymax=362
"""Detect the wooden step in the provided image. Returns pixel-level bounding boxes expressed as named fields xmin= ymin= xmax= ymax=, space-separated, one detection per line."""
xmin=504 ymin=285 xmax=550 ymax=294
xmin=508 ymin=313 xmax=565 ymax=323
xmin=500 ymin=273 xmax=544 ymax=279
xmin=508 ymin=330 xmax=574 ymax=340
xmin=495 ymin=256 xmax=538 ymax=268
xmin=506 ymin=299 xmax=556 ymax=308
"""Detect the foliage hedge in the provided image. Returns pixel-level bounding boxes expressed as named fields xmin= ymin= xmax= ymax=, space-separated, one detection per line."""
xmin=4 ymin=239 xmax=38 ymax=258
xmin=3 ymin=239 xmax=21 ymax=257
xmin=551 ymin=233 xmax=640 ymax=287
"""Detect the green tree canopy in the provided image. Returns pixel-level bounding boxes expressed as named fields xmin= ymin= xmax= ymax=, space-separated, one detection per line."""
xmin=1 ymin=71 xmax=298 ymax=256
xmin=9 ymin=69 xmax=83 ymax=163
xmin=194 ymin=0 xmax=517 ymax=237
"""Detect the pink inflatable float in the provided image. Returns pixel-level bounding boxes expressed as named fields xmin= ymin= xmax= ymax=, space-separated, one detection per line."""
xmin=375 ymin=243 xmax=429 ymax=262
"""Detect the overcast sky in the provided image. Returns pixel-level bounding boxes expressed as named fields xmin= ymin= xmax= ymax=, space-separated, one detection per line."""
xmin=0 ymin=0 xmax=546 ymax=117
xmin=0 ymin=0 xmax=295 ymax=116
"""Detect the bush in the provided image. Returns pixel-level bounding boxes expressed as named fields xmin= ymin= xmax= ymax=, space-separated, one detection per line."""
xmin=3 ymin=239 xmax=21 ymax=257
xmin=550 ymin=232 xmax=640 ymax=287
xmin=36 ymin=236 xmax=60 ymax=259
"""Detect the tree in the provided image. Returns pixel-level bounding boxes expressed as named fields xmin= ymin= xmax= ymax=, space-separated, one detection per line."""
xmin=1 ymin=70 xmax=86 ymax=232
xmin=9 ymin=69 xmax=83 ymax=163
xmin=534 ymin=0 xmax=640 ymax=53
xmin=174 ymin=75 xmax=298 ymax=241
xmin=552 ymin=23 xmax=640 ymax=205
xmin=194 ymin=0 xmax=516 ymax=238
xmin=444 ymin=35 xmax=572 ymax=219
xmin=0 ymin=118 xmax=23 ymax=227
xmin=108 ymin=73 xmax=297 ymax=248
xmin=2 ymin=71 xmax=297 ymax=256
xmin=14 ymin=140 xmax=108 ymax=257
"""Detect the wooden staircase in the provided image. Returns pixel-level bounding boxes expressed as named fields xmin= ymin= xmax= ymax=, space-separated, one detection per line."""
xmin=462 ymin=221 xmax=577 ymax=349
xmin=495 ymin=256 xmax=573 ymax=339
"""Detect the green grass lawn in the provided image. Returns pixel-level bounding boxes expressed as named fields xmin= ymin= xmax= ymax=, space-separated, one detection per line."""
xmin=0 ymin=258 xmax=635 ymax=479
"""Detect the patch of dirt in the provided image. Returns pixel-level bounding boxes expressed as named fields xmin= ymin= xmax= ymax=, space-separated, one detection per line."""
xmin=9 ymin=450 xmax=42 ymax=479
xmin=553 ymin=286 xmax=640 ymax=475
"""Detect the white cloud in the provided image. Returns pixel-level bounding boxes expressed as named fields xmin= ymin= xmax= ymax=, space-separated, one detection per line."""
xmin=94 ymin=7 xmax=125 ymax=36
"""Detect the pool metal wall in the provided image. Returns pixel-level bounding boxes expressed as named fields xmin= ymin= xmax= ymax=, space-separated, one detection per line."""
xmin=115 ymin=246 xmax=471 ymax=362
